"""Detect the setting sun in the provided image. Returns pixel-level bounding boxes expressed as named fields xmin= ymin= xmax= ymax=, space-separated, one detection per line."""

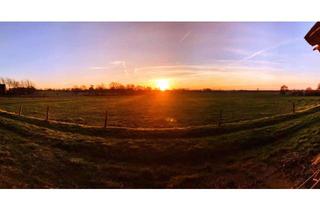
xmin=155 ymin=79 xmax=170 ymax=91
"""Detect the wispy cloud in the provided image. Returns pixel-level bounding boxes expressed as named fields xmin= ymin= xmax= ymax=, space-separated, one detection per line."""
xmin=241 ymin=38 xmax=300 ymax=61
xmin=90 ymin=66 xmax=109 ymax=70
xmin=132 ymin=63 xmax=299 ymax=90
xmin=224 ymin=48 xmax=249 ymax=56
xmin=134 ymin=63 xmax=284 ymax=79
xmin=90 ymin=60 xmax=128 ymax=73
xmin=88 ymin=61 xmax=312 ymax=90
xmin=179 ymin=31 xmax=191 ymax=43
xmin=110 ymin=60 xmax=127 ymax=69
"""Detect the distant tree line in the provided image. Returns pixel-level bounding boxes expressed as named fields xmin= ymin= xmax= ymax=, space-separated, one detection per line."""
xmin=280 ymin=83 xmax=320 ymax=96
xmin=38 ymin=82 xmax=201 ymax=97
xmin=0 ymin=77 xmax=36 ymax=95
xmin=58 ymin=82 xmax=154 ymax=95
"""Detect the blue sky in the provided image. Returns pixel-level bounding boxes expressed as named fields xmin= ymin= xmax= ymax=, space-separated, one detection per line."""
xmin=0 ymin=22 xmax=319 ymax=89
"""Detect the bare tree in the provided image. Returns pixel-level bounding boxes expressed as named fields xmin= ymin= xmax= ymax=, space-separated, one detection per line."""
xmin=6 ymin=78 xmax=14 ymax=89
xmin=0 ymin=77 xmax=6 ymax=85
xmin=280 ymin=85 xmax=289 ymax=95
xmin=109 ymin=82 xmax=125 ymax=90
xmin=96 ymin=83 xmax=106 ymax=90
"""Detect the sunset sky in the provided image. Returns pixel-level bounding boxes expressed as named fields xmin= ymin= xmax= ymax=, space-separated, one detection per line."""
xmin=0 ymin=22 xmax=319 ymax=90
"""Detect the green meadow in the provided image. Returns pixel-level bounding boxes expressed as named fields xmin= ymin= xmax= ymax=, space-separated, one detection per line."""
xmin=0 ymin=91 xmax=318 ymax=128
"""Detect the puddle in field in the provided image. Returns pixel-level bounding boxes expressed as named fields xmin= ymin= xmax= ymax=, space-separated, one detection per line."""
xmin=165 ymin=117 xmax=176 ymax=123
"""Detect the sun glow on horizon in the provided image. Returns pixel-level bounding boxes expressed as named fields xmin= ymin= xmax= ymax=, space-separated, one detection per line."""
xmin=155 ymin=79 xmax=170 ymax=91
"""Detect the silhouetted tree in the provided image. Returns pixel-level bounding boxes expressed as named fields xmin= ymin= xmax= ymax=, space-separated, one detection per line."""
xmin=89 ymin=85 xmax=94 ymax=91
xmin=280 ymin=85 xmax=289 ymax=95
xmin=109 ymin=82 xmax=125 ymax=90
xmin=96 ymin=83 xmax=106 ymax=91
xmin=306 ymin=87 xmax=313 ymax=92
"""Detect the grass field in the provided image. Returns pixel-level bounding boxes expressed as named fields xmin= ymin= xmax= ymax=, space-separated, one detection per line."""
xmin=1 ymin=92 xmax=320 ymax=188
xmin=0 ymin=92 xmax=319 ymax=128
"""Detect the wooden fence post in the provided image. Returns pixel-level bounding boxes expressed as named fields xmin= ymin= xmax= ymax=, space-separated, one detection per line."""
xmin=18 ymin=105 xmax=23 ymax=116
xmin=104 ymin=110 xmax=108 ymax=128
xmin=292 ymin=102 xmax=295 ymax=113
xmin=218 ymin=110 xmax=223 ymax=127
xmin=46 ymin=106 xmax=49 ymax=121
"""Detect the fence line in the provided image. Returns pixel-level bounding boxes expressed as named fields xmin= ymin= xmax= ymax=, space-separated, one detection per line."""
xmin=218 ymin=110 xmax=223 ymax=127
xmin=104 ymin=110 xmax=108 ymax=128
xmin=45 ymin=106 xmax=49 ymax=121
xmin=11 ymin=101 xmax=320 ymax=128
xmin=292 ymin=102 xmax=296 ymax=113
xmin=18 ymin=105 xmax=23 ymax=116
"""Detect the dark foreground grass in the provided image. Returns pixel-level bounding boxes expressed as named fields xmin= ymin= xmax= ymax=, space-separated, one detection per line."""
xmin=1 ymin=106 xmax=320 ymax=188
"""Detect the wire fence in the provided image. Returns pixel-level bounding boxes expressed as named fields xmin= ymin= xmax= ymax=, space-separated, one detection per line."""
xmin=8 ymin=100 xmax=320 ymax=128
